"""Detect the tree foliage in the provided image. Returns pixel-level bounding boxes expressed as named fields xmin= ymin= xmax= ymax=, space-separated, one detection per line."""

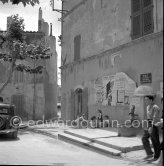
xmin=0 ymin=0 xmax=39 ymax=6
xmin=7 ymin=14 xmax=25 ymax=42
xmin=0 ymin=14 xmax=25 ymax=49
xmin=0 ymin=14 xmax=52 ymax=94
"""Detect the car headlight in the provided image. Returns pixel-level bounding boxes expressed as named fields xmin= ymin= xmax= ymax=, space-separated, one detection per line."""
xmin=13 ymin=118 xmax=20 ymax=125
xmin=10 ymin=116 xmax=21 ymax=128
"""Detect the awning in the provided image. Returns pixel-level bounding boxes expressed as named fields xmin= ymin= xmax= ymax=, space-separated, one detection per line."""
xmin=133 ymin=85 xmax=155 ymax=96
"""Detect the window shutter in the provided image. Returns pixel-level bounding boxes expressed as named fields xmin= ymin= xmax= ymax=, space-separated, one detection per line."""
xmin=131 ymin=0 xmax=142 ymax=39
xmin=132 ymin=0 xmax=141 ymax=13
xmin=74 ymin=35 xmax=81 ymax=61
xmin=143 ymin=0 xmax=154 ymax=35
xmin=143 ymin=0 xmax=152 ymax=8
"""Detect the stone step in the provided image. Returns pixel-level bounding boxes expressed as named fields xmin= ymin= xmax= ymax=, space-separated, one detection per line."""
xmin=58 ymin=133 xmax=122 ymax=157
xmin=64 ymin=130 xmax=144 ymax=153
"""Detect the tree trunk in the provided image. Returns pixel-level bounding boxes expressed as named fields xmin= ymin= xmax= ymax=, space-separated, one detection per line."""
xmin=0 ymin=59 xmax=16 ymax=95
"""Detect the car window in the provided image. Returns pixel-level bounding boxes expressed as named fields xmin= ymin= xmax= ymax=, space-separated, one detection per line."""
xmin=0 ymin=108 xmax=9 ymax=114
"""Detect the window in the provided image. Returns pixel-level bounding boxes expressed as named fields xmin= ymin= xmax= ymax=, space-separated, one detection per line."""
xmin=131 ymin=0 xmax=154 ymax=39
xmin=74 ymin=35 xmax=81 ymax=61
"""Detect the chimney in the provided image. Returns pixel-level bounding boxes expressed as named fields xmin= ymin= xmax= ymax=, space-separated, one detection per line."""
xmin=39 ymin=7 xmax=42 ymax=20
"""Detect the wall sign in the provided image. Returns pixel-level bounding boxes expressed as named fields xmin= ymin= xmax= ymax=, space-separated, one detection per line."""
xmin=140 ymin=73 xmax=152 ymax=84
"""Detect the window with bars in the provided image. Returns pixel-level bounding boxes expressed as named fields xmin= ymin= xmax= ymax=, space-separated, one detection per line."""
xmin=74 ymin=35 xmax=81 ymax=61
xmin=131 ymin=0 xmax=154 ymax=39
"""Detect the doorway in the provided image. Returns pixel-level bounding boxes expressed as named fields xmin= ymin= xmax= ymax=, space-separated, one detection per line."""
xmin=75 ymin=88 xmax=83 ymax=118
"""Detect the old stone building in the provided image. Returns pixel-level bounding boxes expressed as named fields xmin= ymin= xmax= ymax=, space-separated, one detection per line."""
xmin=61 ymin=0 xmax=163 ymax=122
xmin=0 ymin=8 xmax=58 ymax=120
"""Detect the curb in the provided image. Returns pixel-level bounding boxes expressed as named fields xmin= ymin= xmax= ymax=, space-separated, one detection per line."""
xmin=25 ymin=128 xmax=58 ymax=139
xmin=24 ymin=127 xmax=146 ymax=160
xmin=26 ymin=128 xmax=123 ymax=157
xmin=64 ymin=130 xmax=144 ymax=153
xmin=58 ymin=133 xmax=122 ymax=157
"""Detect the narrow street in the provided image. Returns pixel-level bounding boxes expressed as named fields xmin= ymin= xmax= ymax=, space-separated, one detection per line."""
xmin=0 ymin=130 xmax=158 ymax=166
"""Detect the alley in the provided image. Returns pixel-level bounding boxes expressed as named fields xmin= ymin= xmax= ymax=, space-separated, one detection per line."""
xmin=0 ymin=130 xmax=158 ymax=166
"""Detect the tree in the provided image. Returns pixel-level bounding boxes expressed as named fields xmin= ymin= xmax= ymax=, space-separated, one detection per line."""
xmin=0 ymin=14 xmax=52 ymax=94
xmin=0 ymin=0 xmax=39 ymax=6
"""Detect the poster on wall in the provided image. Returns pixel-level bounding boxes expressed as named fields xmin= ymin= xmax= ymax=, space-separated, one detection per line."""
xmin=94 ymin=75 xmax=114 ymax=105
xmin=117 ymin=90 xmax=125 ymax=103
xmin=94 ymin=77 xmax=103 ymax=90
xmin=94 ymin=72 xmax=137 ymax=106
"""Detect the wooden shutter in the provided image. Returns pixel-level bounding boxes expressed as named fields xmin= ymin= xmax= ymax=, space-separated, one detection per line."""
xmin=143 ymin=0 xmax=152 ymax=8
xmin=82 ymin=88 xmax=88 ymax=120
xmin=142 ymin=0 xmax=154 ymax=35
xmin=131 ymin=0 xmax=142 ymax=39
xmin=74 ymin=35 xmax=81 ymax=61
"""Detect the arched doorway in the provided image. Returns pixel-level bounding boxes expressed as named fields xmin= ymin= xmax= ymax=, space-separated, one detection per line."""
xmin=71 ymin=87 xmax=88 ymax=120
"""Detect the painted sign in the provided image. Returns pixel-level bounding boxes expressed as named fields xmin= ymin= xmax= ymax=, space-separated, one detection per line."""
xmin=140 ymin=73 xmax=152 ymax=84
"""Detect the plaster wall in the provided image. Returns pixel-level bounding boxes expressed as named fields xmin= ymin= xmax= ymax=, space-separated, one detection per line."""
xmin=61 ymin=33 xmax=163 ymax=122
xmin=62 ymin=0 xmax=163 ymax=64
xmin=44 ymin=36 xmax=58 ymax=120
xmin=0 ymin=34 xmax=58 ymax=120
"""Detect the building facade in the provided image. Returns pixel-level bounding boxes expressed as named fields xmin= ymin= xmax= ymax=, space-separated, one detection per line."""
xmin=61 ymin=0 xmax=163 ymax=122
xmin=0 ymin=8 xmax=58 ymax=120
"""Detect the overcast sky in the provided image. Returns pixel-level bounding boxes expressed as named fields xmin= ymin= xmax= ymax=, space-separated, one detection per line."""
xmin=0 ymin=0 xmax=62 ymax=84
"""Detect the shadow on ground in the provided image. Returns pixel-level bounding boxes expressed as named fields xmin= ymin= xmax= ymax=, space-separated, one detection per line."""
xmin=0 ymin=135 xmax=20 ymax=142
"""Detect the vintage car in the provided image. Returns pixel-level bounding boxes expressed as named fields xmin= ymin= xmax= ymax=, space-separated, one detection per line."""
xmin=0 ymin=103 xmax=20 ymax=139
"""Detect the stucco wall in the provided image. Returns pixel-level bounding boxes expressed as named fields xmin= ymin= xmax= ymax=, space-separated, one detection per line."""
xmin=62 ymin=0 xmax=163 ymax=65
xmin=61 ymin=32 xmax=163 ymax=121
xmin=0 ymin=34 xmax=58 ymax=120
xmin=61 ymin=0 xmax=163 ymax=121
xmin=44 ymin=36 xmax=58 ymax=120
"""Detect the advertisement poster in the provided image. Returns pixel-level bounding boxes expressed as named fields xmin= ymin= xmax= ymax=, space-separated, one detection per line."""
xmin=94 ymin=72 xmax=136 ymax=106
xmin=117 ymin=90 xmax=125 ymax=103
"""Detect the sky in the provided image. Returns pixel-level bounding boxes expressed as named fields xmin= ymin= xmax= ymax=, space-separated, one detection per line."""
xmin=0 ymin=0 xmax=62 ymax=84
